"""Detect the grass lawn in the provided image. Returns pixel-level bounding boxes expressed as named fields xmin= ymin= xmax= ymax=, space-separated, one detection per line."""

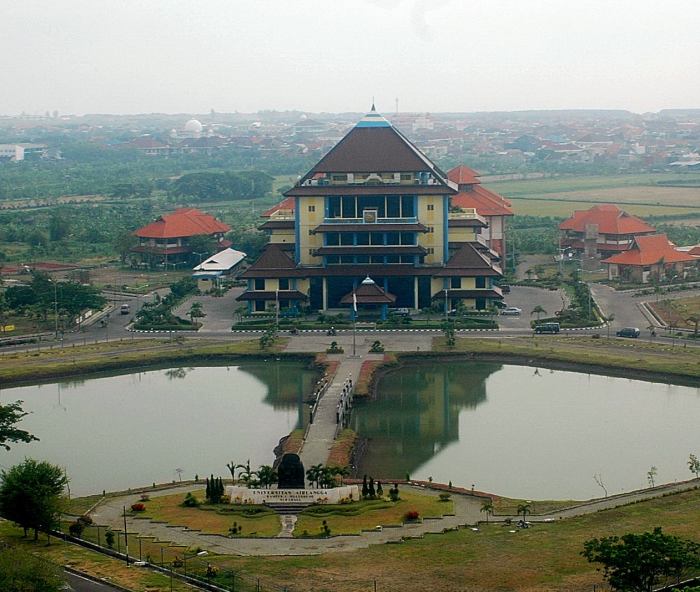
xmin=294 ymin=490 xmax=454 ymax=537
xmin=0 ymin=337 xmax=291 ymax=385
xmin=204 ymin=487 xmax=700 ymax=592
xmin=509 ymin=197 xmax=699 ymax=218
xmin=0 ymin=522 xmax=198 ymax=591
xmin=138 ymin=489 xmax=281 ymax=537
xmin=650 ymin=296 xmax=700 ymax=330
xmin=431 ymin=335 xmax=700 ymax=381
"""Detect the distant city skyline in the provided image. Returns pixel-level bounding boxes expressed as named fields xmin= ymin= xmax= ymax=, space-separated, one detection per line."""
xmin=2 ymin=0 xmax=699 ymax=116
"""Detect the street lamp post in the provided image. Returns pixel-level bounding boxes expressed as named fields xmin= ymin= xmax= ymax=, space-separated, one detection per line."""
xmin=444 ymin=288 xmax=449 ymax=324
xmin=275 ymin=288 xmax=279 ymax=332
xmin=52 ymin=279 xmax=58 ymax=338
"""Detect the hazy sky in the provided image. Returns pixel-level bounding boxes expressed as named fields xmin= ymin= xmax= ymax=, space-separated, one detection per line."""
xmin=3 ymin=0 xmax=699 ymax=115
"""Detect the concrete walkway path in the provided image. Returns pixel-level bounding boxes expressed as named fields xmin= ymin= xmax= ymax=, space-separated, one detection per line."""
xmin=298 ymin=351 xmax=382 ymax=471
xmin=87 ymin=478 xmax=700 ymax=557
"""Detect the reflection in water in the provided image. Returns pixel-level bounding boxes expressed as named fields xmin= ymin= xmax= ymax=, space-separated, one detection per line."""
xmin=1 ymin=362 xmax=318 ymax=496
xmin=353 ymin=362 xmax=500 ymax=479
xmin=354 ymin=362 xmax=700 ymax=499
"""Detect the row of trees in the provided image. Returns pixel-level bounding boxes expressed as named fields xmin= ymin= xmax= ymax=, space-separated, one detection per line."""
xmin=173 ymin=171 xmax=273 ymax=202
xmin=3 ymin=271 xmax=106 ymax=328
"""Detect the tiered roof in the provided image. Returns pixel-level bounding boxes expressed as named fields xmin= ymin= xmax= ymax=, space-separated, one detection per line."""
xmin=436 ymin=243 xmax=502 ymax=277
xmin=602 ymin=234 xmax=696 ymax=266
xmin=239 ymin=244 xmax=302 ymax=278
xmin=447 ymin=165 xmax=513 ymax=217
xmin=559 ymin=204 xmax=655 ymax=235
xmin=134 ymin=208 xmax=230 ymax=239
xmin=340 ymin=277 xmax=396 ymax=305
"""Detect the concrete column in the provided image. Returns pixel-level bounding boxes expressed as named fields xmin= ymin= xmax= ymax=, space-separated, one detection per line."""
xmin=413 ymin=276 xmax=419 ymax=310
xmin=322 ymin=277 xmax=328 ymax=311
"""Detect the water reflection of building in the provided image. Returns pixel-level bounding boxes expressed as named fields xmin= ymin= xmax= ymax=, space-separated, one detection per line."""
xmin=352 ymin=362 xmax=500 ymax=479
xmin=237 ymin=362 xmax=318 ymax=428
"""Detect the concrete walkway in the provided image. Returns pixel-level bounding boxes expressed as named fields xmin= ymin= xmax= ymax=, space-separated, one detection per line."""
xmin=298 ymin=352 xmax=382 ymax=471
xmin=87 ymin=478 xmax=700 ymax=557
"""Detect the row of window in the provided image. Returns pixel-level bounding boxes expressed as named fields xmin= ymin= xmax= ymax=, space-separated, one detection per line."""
xmin=326 ymin=195 xmax=417 ymax=219
xmin=325 ymin=255 xmax=419 ymax=265
xmin=253 ymin=278 xmax=291 ymax=291
xmin=323 ymin=232 xmax=418 ymax=246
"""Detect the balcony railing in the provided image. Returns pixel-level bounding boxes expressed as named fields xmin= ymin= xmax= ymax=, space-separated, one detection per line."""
xmin=322 ymin=217 xmax=418 ymax=225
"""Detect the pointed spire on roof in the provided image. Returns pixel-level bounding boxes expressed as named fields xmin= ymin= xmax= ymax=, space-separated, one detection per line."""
xmin=361 ymin=275 xmax=375 ymax=285
xmin=370 ymin=101 xmax=376 ymax=112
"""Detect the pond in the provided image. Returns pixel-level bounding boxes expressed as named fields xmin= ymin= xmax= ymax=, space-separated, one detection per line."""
xmin=0 ymin=362 xmax=318 ymax=496
xmin=352 ymin=362 xmax=700 ymax=500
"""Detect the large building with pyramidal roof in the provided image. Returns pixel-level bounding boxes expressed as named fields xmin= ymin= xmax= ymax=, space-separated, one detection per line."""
xmin=239 ymin=107 xmax=503 ymax=316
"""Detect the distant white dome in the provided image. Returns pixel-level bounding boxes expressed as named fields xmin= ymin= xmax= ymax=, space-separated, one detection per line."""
xmin=184 ymin=119 xmax=203 ymax=133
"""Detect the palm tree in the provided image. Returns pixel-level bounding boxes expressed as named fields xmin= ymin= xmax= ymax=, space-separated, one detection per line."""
xmin=516 ymin=502 xmax=531 ymax=524
xmin=531 ymin=305 xmax=547 ymax=322
xmin=255 ymin=465 xmax=278 ymax=489
xmin=188 ymin=301 xmax=205 ymax=326
xmin=480 ymin=500 xmax=494 ymax=524
xmin=305 ymin=464 xmax=324 ymax=488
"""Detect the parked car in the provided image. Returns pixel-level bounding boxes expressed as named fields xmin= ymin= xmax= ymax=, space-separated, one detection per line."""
xmin=534 ymin=322 xmax=560 ymax=334
xmin=616 ymin=327 xmax=640 ymax=338
xmin=390 ymin=307 xmax=411 ymax=317
xmin=499 ymin=284 xmax=511 ymax=294
xmin=120 ymin=303 xmax=130 ymax=315
xmin=500 ymin=306 xmax=522 ymax=316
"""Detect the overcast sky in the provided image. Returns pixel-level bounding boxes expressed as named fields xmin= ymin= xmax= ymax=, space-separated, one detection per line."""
xmin=2 ymin=0 xmax=699 ymax=115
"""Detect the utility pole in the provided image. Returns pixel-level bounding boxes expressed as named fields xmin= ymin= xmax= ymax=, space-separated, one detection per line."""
xmin=123 ymin=506 xmax=129 ymax=565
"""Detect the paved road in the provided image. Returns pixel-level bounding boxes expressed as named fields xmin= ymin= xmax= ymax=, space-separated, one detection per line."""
xmin=64 ymin=570 xmax=126 ymax=592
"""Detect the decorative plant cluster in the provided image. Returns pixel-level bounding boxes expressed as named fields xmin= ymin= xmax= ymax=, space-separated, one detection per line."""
xmin=206 ymin=475 xmax=226 ymax=504
xmin=404 ymin=510 xmax=420 ymax=522
xmin=130 ymin=502 xmax=146 ymax=512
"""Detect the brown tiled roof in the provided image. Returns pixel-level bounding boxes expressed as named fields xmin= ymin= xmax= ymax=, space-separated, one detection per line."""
xmin=447 ymin=165 xmax=481 ymax=185
xmin=435 ymin=243 xmax=502 ymax=277
xmin=258 ymin=220 xmax=295 ymax=230
xmin=313 ymin=223 xmax=429 ymax=233
xmin=559 ymin=204 xmax=655 ymax=235
xmin=448 ymin=217 xmax=488 ymax=228
xmin=602 ymin=234 xmax=696 ymax=266
xmin=305 ymin=126 xmax=445 ymax=175
xmin=239 ymin=244 xmax=302 ymax=278
xmin=285 ymin=184 xmax=454 ymax=197
xmin=314 ymin=245 xmax=426 ymax=256
xmin=340 ymin=281 xmax=396 ymax=305
xmin=236 ymin=290 xmax=307 ymax=301
xmin=305 ymin=265 xmax=437 ymax=277
xmin=261 ymin=196 xmax=295 ymax=217
xmin=134 ymin=208 xmax=230 ymax=239
xmin=452 ymin=185 xmax=513 ymax=217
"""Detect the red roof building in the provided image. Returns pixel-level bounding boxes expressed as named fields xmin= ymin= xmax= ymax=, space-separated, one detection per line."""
xmin=559 ymin=204 xmax=656 ymax=258
xmin=602 ymin=234 xmax=696 ymax=283
xmin=131 ymin=208 xmax=231 ymax=267
xmin=447 ymin=165 xmax=513 ymax=259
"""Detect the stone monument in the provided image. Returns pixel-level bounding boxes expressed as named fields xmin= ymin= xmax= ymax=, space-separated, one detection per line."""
xmin=276 ymin=453 xmax=305 ymax=489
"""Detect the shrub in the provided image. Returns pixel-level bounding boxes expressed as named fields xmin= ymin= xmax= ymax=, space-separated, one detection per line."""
xmin=68 ymin=521 xmax=84 ymax=537
xmin=439 ymin=492 xmax=452 ymax=502
xmin=77 ymin=514 xmax=93 ymax=526
xmin=105 ymin=529 xmax=115 ymax=549
xmin=389 ymin=484 xmax=400 ymax=502
xmin=404 ymin=510 xmax=420 ymax=522
xmin=182 ymin=492 xmax=200 ymax=507
xmin=130 ymin=502 xmax=146 ymax=512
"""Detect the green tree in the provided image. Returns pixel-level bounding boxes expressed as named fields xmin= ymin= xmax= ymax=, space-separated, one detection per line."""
xmin=688 ymin=454 xmax=700 ymax=479
xmin=531 ymin=305 xmax=547 ymax=322
xmin=306 ymin=464 xmax=324 ymax=489
xmin=0 ymin=459 xmax=68 ymax=541
xmin=480 ymin=500 xmax=494 ymax=523
xmin=48 ymin=210 xmax=71 ymax=242
xmin=687 ymin=315 xmax=700 ymax=340
xmin=647 ymin=466 xmax=658 ymax=488
xmin=188 ymin=301 xmax=205 ymax=326
xmin=113 ymin=230 xmax=138 ymax=264
xmin=582 ymin=527 xmax=700 ymax=592
xmin=0 ymin=401 xmax=38 ymax=450
xmin=516 ymin=502 xmax=531 ymax=523
xmin=256 ymin=465 xmax=278 ymax=489
xmin=0 ymin=545 xmax=65 ymax=592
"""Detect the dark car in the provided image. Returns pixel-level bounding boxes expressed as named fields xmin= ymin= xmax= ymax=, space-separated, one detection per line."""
xmin=499 ymin=284 xmax=511 ymax=294
xmin=616 ymin=327 xmax=640 ymax=338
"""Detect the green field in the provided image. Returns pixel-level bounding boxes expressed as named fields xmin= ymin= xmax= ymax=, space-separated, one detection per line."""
xmin=487 ymin=173 xmax=700 ymax=218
